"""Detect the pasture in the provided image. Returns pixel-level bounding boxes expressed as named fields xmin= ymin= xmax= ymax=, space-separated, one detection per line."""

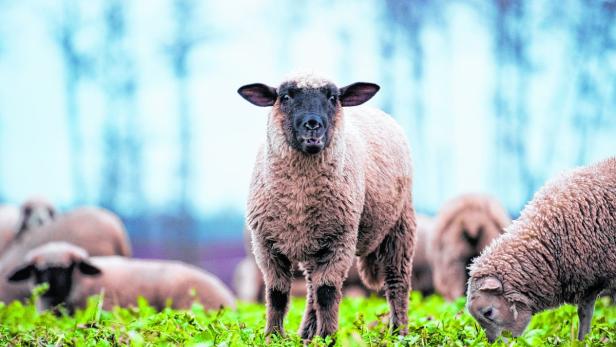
xmin=2 ymin=290 xmax=615 ymax=346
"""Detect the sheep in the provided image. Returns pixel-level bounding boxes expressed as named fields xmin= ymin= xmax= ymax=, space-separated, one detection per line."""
xmin=238 ymin=72 xmax=416 ymax=339
xmin=467 ymin=157 xmax=616 ymax=342
xmin=431 ymin=193 xmax=511 ymax=301
xmin=233 ymin=228 xmax=371 ymax=302
xmin=0 ymin=205 xmax=19 ymax=254
xmin=15 ymin=197 xmax=57 ymax=240
xmin=411 ymin=214 xmax=435 ymax=296
xmin=0 ymin=206 xmax=132 ymax=303
xmin=7 ymin=242 xmax=236 ymax=312
xmin=0 ymin=197 xmax=57 ymax=254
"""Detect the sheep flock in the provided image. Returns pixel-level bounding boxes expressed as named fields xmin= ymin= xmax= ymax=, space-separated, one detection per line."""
xmin=0 ymin=72 xmax=613 ymax=345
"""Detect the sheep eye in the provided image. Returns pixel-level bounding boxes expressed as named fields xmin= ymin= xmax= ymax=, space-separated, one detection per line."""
xmin=281 ymin=94 xmax=291 ymax=102
xmin=329 ymin=95 xmax=337 ymax=103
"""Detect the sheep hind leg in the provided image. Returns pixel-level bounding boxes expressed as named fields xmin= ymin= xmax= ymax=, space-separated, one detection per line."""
xmin=380 ymin=209 xmax=415 ymax=335
xmin=577 ymin=290 xmax=600 ymax=341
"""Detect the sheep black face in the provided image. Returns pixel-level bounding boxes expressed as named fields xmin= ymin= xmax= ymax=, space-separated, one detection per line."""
xmin=8 ymin=260 xmax=101 ymax=310
xmin=238 ymin=79 xmax=380 ymax=155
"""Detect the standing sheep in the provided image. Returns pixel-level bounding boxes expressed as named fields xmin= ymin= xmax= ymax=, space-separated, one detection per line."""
xmin=467 ymin=157 xmax=616 ymax=342
xmin=0 ymin=205 xmax=19 ymax=254
xmin=431 ymin=194 xmax=511 ymax=301
xmin=238 ymin=73 xmax=416 ymax=339
xmin=0 ymin=207 xmax=131 ymax=303
xmin=8 ymin=242 xmax=236 ymax=312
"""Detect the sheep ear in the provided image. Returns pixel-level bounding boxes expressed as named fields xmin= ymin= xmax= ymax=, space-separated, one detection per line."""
xmin=478 ymin=277 xmax=502 ymax=293
xmin=238 ymin=83 xmax=277 ymax=107
xmin=7 ymin=264 xmax=34 ymax=282
xmin=78 ymin=261 xmax=102 ymax=276
xmin=339 ymin=82 xmax=380 ymax=107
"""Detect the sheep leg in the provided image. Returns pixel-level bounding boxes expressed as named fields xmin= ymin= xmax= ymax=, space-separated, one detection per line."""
xmin=254 ymin=241 xmax=293 ymax=336
xmin=298 ymin=277 xmax=317 ymax=340
xmin=380 ymin=211 xmax=414 ymax=335
xmin=308 ymin=250 xmax=354 ymax=338
xmin=577 ymin=290 xmax=600 ymax=340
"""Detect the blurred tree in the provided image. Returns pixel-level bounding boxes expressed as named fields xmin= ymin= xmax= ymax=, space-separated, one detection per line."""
xmin=166 ymin=0 xmax=201 ymax=216
xmin=99 ymin=0 xmax=144 ymax=215
xmin=489 ymin=0 xmax=536 ymax=206
xmin=164 ymin=0 xmax=210 ymax=261
xmin=382 ymin=0 xmax=442 ymax=132
xmin=53 ymin=3 xmax=92 ymax=205
xmin=565 ymin=1 xmax=616 ymax=164
xmin=377 ymin=8 xmax=396 ymax=115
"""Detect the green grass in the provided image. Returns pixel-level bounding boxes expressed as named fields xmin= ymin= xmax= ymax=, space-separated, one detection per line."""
xmin=0 ymin=291 xmax=615 ymax=346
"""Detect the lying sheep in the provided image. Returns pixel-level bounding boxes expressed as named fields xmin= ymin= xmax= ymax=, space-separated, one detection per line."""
xmin=467 ymin=157 xmax=616 ymax=342
xmin=8 ymin=242 xmax=236 ymax=312
xmin=233 ymin=228 xmax=371 ymax=302
xmin=0 ymin=205 xmax=19 ymax=254
xmin=431 ymin=194 xmax=511 ymax=301
xmin=239 ymin=73 xmax=416 ymax=339
xmin=0 ymin=207 xmax=131 ymax=303
xmin=15 ymin=197 xmax=56 ymax=240
xmin=411 ymin=215 xmax=435 ymax=296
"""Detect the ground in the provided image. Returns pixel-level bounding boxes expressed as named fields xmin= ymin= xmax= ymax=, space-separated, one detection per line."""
xmin=0 ymin=289 xmax=615 ymax=346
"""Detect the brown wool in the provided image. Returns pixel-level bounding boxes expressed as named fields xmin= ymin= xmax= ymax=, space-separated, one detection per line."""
xmin=432 ymin=194 xmax=511 ymax=300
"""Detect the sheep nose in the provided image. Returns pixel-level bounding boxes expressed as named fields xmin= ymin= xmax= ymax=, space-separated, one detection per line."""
xmin=481 ymin=306 xmax=494 ymax=320
xmin=303 ymin=115 xmax=323 ymax=130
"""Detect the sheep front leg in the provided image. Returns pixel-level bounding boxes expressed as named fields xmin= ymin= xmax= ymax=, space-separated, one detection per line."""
xmin=298 ymin=276 xmax=317 ymax=340
xmin=254 ymin=241 xmax=293 ymax=336
xmin=577 ymin=289 xmax=600 ymax=340
xmin=307 ymin=250 xmax=354 ymax=338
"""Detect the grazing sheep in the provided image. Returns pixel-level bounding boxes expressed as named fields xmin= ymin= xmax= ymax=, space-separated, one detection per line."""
xmin=238 ymin=73 xmax=416 ymax=339
xmin=0 ymin=205 xmax=19 ymax=254
xmin=0 ymin=207 xmax=132 ymax=303
xmin=411 ymin=215 xmax=435 ymax=296
xmin=8 ymin=242 xmax=236 ymax=312
xmin=431 ymin=194 xmax=511 ymax=301
xmin=15 ymin=197 xmax=57 ymax=240
xmin=233 ymin=228 xmax=371 ymax=302
xmin=467 ymin=157 xmax=616 ymax=342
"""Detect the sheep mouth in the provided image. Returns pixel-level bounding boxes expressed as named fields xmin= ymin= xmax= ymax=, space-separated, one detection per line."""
xmin=300 ymin=137 xmax=324 ymax=154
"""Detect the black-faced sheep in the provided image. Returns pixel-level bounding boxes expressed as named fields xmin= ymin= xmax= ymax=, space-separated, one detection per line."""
xmin=467 ymin=157 xmax=616 ymax=342
xmin=431 ymin=194 xmax=511 ymax=301
xmin=0 ymin=205 xmax=19 ymax=254
xmin=0 ymin=207 xmax=132 ymax=303
xmin=238 ymin=73 xmax=416 ymax=339
xmin=8 ymin=242 xmax=236 ymax=312
xmin=411 ymin=214 xmax=435 ymax=296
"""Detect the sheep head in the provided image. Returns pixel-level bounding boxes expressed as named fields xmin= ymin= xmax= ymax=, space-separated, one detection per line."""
xmin=466 ymin=276 xmax=532 ymax=343
xmin=7 ymin=242 xmax=101 ymax=309
xmin=238 ymin=73 xmax=379 ymax=155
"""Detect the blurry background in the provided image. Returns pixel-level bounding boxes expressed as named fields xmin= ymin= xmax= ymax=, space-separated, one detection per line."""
xmin=0 ymin=0 xmax=615 ymax=285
